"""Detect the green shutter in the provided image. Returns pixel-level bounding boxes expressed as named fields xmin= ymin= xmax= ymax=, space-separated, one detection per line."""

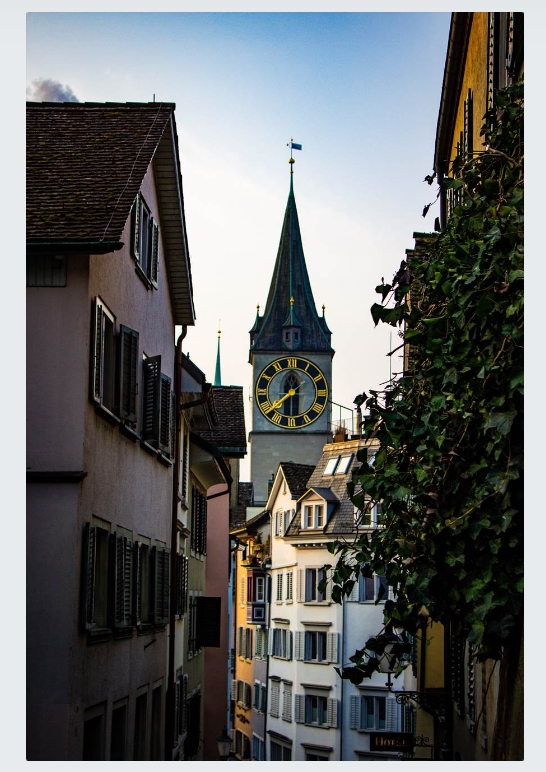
xmin=151 ymin=221 xmax=159 ymax=285
xmin=131 ymin=193 xmax=141 ymax=263
xmin=133 ymin=542 xmax=142 ymax=625
xmin=142 ymin=356 xmax=161 ymax=443
xmin=153 ymin=547 xmax=170 ymax=625
xmin=81 ymin=523 xmax=97 ymax=630
xmin=159 ymin=373 xmax=172 ymax=453
xmin=118 ymin=325 xmax=139 ymax=424
xmin=113 ymin=533 xmax=133 ymax=628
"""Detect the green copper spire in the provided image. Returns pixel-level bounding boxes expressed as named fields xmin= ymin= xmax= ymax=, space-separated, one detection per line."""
xmin=214 ymin=327 xmax=222 ymax=386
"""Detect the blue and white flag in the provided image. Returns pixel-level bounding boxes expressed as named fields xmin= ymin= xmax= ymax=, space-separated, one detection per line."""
xmin=290 ymin=142 xmax=302 ymax=151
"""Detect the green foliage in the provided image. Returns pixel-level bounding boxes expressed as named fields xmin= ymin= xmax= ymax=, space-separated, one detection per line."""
xmin=332 ymin=82 xmax=523 ymax=682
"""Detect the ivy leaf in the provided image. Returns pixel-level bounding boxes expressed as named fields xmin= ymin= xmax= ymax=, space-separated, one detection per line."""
xmin=486 ymin=411 xmax=516 ymax=436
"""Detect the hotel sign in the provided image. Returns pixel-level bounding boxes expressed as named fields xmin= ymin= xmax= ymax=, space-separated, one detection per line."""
xmin=370 ymin=733 xmax=414 ymax=753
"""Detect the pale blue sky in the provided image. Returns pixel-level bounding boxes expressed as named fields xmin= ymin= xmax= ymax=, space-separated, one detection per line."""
xmin=27 ymin=10 xmax=452 ymax=472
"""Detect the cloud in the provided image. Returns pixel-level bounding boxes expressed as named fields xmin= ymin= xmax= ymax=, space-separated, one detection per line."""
xmin=26 ymin=78 xmax=79 ymax=103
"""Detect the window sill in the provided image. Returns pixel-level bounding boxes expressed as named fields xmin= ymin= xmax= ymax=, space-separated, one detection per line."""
xmin=158 ymin=452 xmax=174 ymax=467
xmin=134 ymin=262 xmax=155 ymax=290
xmin=136 ymin=623 xmax=154 ymax=635
xmin=119 ymin=422 xmax=140 ymax=442
xmin=140 ymin=440 xmax=159 ymax=457
xmin=303 ymin=601 xmax=330 ymax=606
xmin=113 ymin=626 xmax=134 ymax=640
xmin=94 ymin=403 xmax=120 ymax=426
xmin=303 ymin=660 xmax=330 ymax=666
xmin=86 ymin=627 xmax=112 ymax=643
xmin=305 ymin=723 xmax=330 ymax=730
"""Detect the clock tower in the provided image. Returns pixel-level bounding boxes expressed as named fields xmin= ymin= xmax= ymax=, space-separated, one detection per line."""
xmin=249 ymin=169 xmax=334 ymax=506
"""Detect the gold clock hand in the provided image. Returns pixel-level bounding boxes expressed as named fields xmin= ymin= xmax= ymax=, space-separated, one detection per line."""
xmin=270 ymin=388 xmax=296 ymax=411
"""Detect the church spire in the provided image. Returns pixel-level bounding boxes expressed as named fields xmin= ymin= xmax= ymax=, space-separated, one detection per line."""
xmin=214 ymin=326 xmax=222 ymax=386
xmin=250 ymin=163 xmax=333 ymax=356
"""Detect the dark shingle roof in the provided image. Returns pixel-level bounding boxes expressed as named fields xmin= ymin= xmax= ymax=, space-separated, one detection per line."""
xmin=285 ymin=441 xmax=370 ymax=536
xmin=27 ymin=101 xmax=195 ymax=324
xmin=230 ymin=481 xmax=254 ymax=528
xmin=280 ymin=462 xmax=315 ymax=499
xmin=27 ymin=101 xmax=173 ymax=245
xmin=197 ymin=386 xmax=247 ymax=456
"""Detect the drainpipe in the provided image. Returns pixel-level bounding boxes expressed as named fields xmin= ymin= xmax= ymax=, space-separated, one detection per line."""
xmin=166 ymin=329 xmax=214 ymax=758
xmin=340 ymin=585 xmax=346 ymax=761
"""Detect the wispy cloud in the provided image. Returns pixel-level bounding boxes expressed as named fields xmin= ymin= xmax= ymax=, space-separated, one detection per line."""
xmin=26 ymin=78 xmax=79 ymax=102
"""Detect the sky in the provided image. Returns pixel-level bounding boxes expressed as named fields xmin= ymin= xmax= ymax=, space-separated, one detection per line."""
xmin=26 ymin=9 xmax=453 ymax=476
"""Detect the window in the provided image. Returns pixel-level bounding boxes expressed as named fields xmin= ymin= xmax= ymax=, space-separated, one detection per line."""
xmin=306 ymin=695 xmax=328 ymax=726
xmin=252 ymin=735 xmax=265 ymax=761
xmin=236 ymin=626 xmax=253 ymax=659
xmin=270 ymin=740 xmax=292 ymax=761
xmin=91 ymin=298 xmax=116 ymax=414
xmin=282 ymin=683 xmax=292 ymax=721
xmin=306 ymin=752 xmax=329 ymax=761
xmin=190 ymin=487 xmax=207 ymax=555
xmin=349 ymin=694 xmax=398 ymax=732
xmin=271 ymin=628 xmax=292 ymax=660
xmin=305 ymin=567 xmax=327 ymax=602
xmin=134 ymin=690 xmax=148 ymax=760
xmin=110 ymin=699 xmax=128 ymax=761
xmin=358 ymin=572 xmax=388 ymax=603
xmin=276 ymin=573 xmax=283 ymax=602
xmin=303 ymin=503 xmax=324 ymax=529
xmin=281 ymin=372 xmax=301 ymax=415
xmin=256 ymin=575 xmax=265 ymax=602
xmin=131 ymin=192 xmax=159 ymax=286
xmin=184 ymin=689 xmax=201 ymax=759
xmin=296 ymin=631 xmax=338 ymax=663
xmin=253 ymin=681 xmax=261 ymax=711
xmin=359 ymin=502 xmax=385 ymax=528
xmin=174 ymin=670 xmax=188 ymax=743
xmin=188 ymin=595 xmax=200 ymax=656
xmin=305 ymin=631 xmax=327 ymax=662
xmin=275 ymin=509 xmax=284 ymax=536
xmin=286 ymin=571 xmax=293 ymax=601
xmin=27 ymin=253 xmax=67 ymax=287
xmin=235 ymin=680 xmax=251 ymax=708
xmin=335 ymin=454 xmax=353 ymax=474
xmin=83 ymin=702 xmax=106 ymax=760
xmin=323 ymin=457 xmax=339 ymax=475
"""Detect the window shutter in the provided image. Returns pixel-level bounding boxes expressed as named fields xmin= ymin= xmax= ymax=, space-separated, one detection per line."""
xmin=159 ymin=374 xmax=172 ymax=453
xmin=176 ymin=554 xmax=188 ymax=616
xmin=294 ymin=694 xmax=305 ymax=724
xmin=327 ymin=698 xmax=338 ymax=728
xmin=133 ymin=542 xmax=142 ymax=625
xmin=143 ymin=356 xmax=161 ymax=443
xmin=261 ymin=684 xmax=267 ymax=713
xmin=295 ymin=631 xmax=304 ymax=661
xmin=131 ymin=193 xmax=141 ymax=262
xmin=245 ymin=682 xmax=251 ymax=709
xmin=288 ymin=631 xmax=293 ymax=660
xmin=196 ymin=596 xmax=221 ymax=647
xmin=153 ymin=547 xmax=170 ymax=624
xmin=118 ymin=325 xmax=139 ymax=424
xmin=81 ymin=523 xmax=97 ymax=629
xmin=113 ymin=533 xmax=132 ymax=627
xmin=348 ymin=578 xmax=359 ymax=602
xmin=282 ymin=684 xmax=292 ymax=721
xmin=92 ymin=300 xmax=104 ymax=403
xmin=151 ymin=221 xmax=159 ymax=285
xmin=270 ymin=682 xmax=280 ymax=717
xmin=170 ymin=391 xmax=176 ymax=460
xmin=231 ymin=679 xmax=238 ymax=702
xmin=325 ymin=569 xmax=332 ymax=602
xmin=240 ymin=576 xmax=245 ymax=606
xmin=386 ymin=696 xmax=398 ymax=731
xmin=350 ymin=695 xmax=359 ymax=729
xmin=327 ymin=633 xmax=339 ymax=664
xmin=296 ymin=569 xmax=303 ymax=602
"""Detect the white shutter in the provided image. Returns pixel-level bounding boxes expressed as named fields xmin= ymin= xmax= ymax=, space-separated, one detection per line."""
xmin=231 ymin=679 xmax=237 ymax=701
xmin=288 ymin=631 xmax=293 ymax=661
xmin=327 ymin=633 xmax=339 ymax=664
xmin=327 ymin=698 xmax=338 ymax=728
xmin=294 ymin=694 xmax=305 ymax=724
xmin=348 ymin=579 xmax=359 ymax=602
xmin=296 ymin=569 xmax=303 ymax=602
xmin=325 ymin=568 xmax=332 ymax=601
xmin=350 ymin=695 xmax=359 ymax=729
xmin=268 ymin=629 xmax=275 ymax=656
xmin=295 ymin=631 xmax=304 ymax=661
xmin=270 ymin=681 xmax=280 ymax=717
xmin=282 ymin=683 xmax=292 ymax=721
xmin=386 ymin=696 xmax=398 ymax=731
xmin=241 ymin=576 xmax=245 ymax=606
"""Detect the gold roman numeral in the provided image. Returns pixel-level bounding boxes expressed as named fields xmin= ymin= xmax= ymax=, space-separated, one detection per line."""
xmin=272 ymin=361 xmax=282 ymax=373
xmin=286 ymin=358 xmax=297 ymax=369
xmin=261 ymin=401 xmax=273 ymax=413
xmin=257 ymin=388 xmax=267 ymax=396
xmin=271 ymin=412 xmax=282 ymax=424
xmin=303 ymin=414 xmax=311 ymax=424
xmin=288 ymin=417 xmax=296 ymax=428
xmin=317 ymin=389 xmax=327 ymax=397
xmin=313 ymin=374 xmax=324 ymax=383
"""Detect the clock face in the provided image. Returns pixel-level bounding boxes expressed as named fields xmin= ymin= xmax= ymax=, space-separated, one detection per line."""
xmin=255 ymin=356 xmax=328 ymax=429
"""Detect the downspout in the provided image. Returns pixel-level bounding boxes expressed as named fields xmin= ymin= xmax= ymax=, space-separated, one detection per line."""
xmin=166 ymin=326 xmax=187 ymax=759
xmin=340 ymin=587 xmax=346 ymax=761
xmin=166 ymin=329 xmax=214 ymax=758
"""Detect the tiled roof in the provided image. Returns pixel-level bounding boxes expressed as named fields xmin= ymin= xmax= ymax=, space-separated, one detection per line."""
xmin=230 ymin=481 xmax=254 ymax=528
xmin=27 ymin=101 xmax=174 ymax=246
xmin=280 ymin=462 xmax=315 ymax=499
xmin=250 ymin=178 xmax=333 ymax=354
xmin=196 ymin=386 xmax=247 ymax=455
xmin=27 ymin=101 xmax=195 ymax=325
xmin=286 ymin=440 xmax=371 ymax=536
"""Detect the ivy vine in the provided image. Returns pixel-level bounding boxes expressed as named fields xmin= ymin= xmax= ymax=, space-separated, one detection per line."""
xmin=325 ymin=81 xmax=523 ymax=685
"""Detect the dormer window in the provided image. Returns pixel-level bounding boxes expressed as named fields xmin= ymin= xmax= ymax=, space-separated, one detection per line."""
xmin=303 ymin=503 xmax=324 ymax=529
xmin=323 ymin=454 xmax=353 ymax=475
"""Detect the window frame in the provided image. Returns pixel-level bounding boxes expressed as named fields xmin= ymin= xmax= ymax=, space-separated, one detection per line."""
xmin=131 ymin=192 xmax=159 ymax=288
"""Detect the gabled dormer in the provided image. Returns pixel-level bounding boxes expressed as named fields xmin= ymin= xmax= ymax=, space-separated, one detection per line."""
xmin=297 ymin=487 xmax=339 ymax=531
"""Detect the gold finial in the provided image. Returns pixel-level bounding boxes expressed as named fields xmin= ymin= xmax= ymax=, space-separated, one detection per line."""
xmin=218 ymin=318 xmax=221 ymax=337
xmin=290 ymin=296 xmax=295 ymax=306
xmin=322 ymin=304 xmax=326 ymax=315
xmin=257 ymin=304 xmax=260 ymax=313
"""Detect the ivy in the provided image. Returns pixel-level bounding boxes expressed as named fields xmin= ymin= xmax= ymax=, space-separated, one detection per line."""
xmin=331 ymin=82 xmax=523 ymax=682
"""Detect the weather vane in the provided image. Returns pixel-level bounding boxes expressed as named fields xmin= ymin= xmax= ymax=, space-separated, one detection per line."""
xmin=287 ymin=138 xmax=302 ymax=172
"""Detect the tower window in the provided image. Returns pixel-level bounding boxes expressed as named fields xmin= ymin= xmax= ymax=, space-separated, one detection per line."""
xmin=282 ymin=372 xmax=301 ymax=416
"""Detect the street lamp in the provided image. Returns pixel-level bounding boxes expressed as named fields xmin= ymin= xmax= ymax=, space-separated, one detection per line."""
xmin=216 ymin=727 xmax=232 ymax=761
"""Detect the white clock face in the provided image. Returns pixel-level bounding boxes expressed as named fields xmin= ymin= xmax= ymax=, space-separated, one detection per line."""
xmin=255 ymin=356 xmax=328 ymax=429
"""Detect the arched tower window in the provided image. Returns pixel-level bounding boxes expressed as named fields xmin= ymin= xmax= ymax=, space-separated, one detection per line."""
xmin=282 ymin=372 xmax=301 ymax=416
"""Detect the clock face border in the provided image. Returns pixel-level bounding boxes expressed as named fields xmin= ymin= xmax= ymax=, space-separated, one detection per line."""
xmin=255 ymin=356 xmax=329 ymax=429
